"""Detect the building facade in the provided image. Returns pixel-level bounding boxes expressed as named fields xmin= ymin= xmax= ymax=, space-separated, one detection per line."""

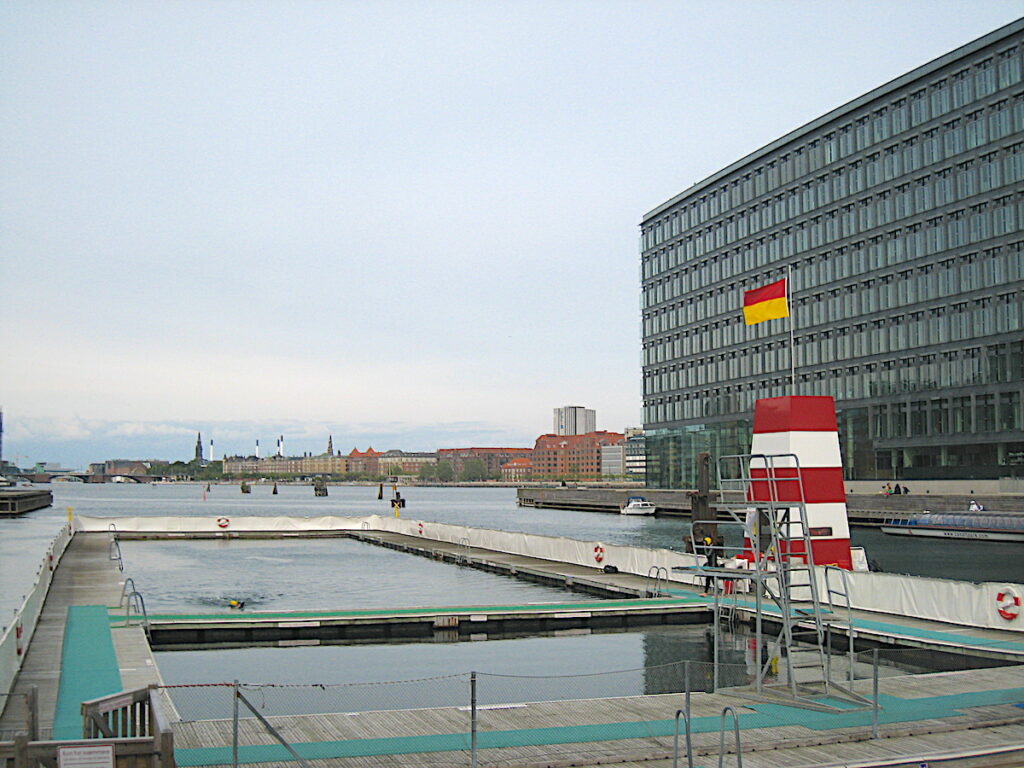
xmin=532 ymin=431 xmax=624 ymax=479
xmin=553 ymin=406 xmax=597 ymax=436
xmin=436 ymin=447 xmax=533 ymax=478
xmin=600 ymin=443 xmax=626 ymax=477
xmin=641 ymin=20 xmax=1024 ymax=487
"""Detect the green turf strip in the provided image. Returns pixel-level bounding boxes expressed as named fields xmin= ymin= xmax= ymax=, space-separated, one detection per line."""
xmin=52 ymin=605 xmax=123 ymax=740
xmin=172 ymin=686 xmax=1024 ymax=765
xmin=112 ymin=595 xmax=708 ymax=624
xmin=661 ymin=589 xmax=1024 ymax=653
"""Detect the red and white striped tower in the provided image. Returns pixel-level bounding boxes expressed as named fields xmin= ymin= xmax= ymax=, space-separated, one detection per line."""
xmin=747 ymin=395 xmax=853 ymax=570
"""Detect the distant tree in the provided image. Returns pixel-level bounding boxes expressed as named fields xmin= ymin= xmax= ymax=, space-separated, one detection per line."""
xmin=436 ymin=461 xmax=454 ymax=482
xmin=459 ymin=459 xmax=488 ymax=482
xmin=418 ymin=463 xmax=438 ymax=481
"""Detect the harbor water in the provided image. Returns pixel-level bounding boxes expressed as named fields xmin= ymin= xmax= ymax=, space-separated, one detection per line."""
xmin=4 ymin=482 xmax=1024 ymax=622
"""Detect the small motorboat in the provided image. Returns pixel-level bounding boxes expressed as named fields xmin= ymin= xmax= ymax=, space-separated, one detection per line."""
xmin=880 ymin=510 xmax=1024 ymax=542
xmin=620 ymin=496 xmax=657 ymax=516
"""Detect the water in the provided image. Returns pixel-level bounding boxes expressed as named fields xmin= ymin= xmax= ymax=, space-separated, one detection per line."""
xmin=3 ymin=482 xmax=1023 ymax=622
xmin=156 ymin=625 xmax=749 ymax=718
xmin=119 ymin=537 xmax=585 ymax=614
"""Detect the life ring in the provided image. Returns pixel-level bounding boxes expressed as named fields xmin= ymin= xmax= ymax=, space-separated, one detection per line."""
xmin=216 ymin=517 xmax=230 ymax=529
xmin=417 ymin=522 xmax=424 ymax=536
xmin=593 ymin=545 xmax=605 ymax=564
xmin=997 ymin=587 xmax=1020 ymax=621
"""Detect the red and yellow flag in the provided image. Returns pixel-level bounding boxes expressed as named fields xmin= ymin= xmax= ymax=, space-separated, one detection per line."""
xmin=743 ymin=278 xmax=789 ymax=325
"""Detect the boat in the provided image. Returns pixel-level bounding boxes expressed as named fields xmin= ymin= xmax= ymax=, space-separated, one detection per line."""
xmin=880 ymin=511 xmax=1024 ymax=542
xmin=620 ymin=496 xmax=657 ymax=516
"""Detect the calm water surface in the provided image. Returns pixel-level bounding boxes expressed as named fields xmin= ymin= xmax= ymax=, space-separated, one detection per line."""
xmin=2 ymin=483 xmax=1023 ymax=621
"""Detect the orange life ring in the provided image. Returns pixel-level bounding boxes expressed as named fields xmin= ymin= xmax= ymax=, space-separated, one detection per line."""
xmin=997 ymin=588 xmax=1020 ymax=621
xmin=216 ymin=517 xmax=230 ymax=529
xmin=593 ymin=545 xmax=605 ymax=564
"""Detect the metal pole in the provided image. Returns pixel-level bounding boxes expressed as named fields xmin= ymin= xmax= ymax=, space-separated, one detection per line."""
xmin=470 ymin=671 xmax=478 ymax=768
xmin=871 ymin=649 xmax=880 ymax=739
xmin=232 ymin=680 xmax=240 ymax=768
xmin=788 ymin=264 xmax=796 ymax=396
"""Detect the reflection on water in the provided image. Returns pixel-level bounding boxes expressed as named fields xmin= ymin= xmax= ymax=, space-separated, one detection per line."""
xmin=156 ymin=625 xmax=749 ymax=718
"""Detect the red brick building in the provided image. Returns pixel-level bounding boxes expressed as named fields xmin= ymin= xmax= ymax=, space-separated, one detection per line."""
xmin=531 ymin=431 xmax=625 ymax=479
xmin=436 ymin=447 xmax=533 ymax=478
xmin=500 ymin=457 xmax=533 ymax=482
xmin=346 ymin=447 xmax=382 ymax=475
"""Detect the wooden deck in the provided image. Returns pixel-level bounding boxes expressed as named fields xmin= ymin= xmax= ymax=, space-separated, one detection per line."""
xmin=0 ymin=535 xmax=164 ymax=738
xmin=169 ymin=664 xmax=1024 ymax=767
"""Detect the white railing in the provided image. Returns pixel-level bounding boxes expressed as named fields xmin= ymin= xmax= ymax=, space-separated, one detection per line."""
xmin=0 ymin=524 xmax=74 ymax=700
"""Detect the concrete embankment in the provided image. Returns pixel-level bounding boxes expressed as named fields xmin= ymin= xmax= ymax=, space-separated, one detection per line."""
xmin=516 ymin=487 xmax=1024 ymax=526
xmin=0 ymin=488 xmax=53 ymax=517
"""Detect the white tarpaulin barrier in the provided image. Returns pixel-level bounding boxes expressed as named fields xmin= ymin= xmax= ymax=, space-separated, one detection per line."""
xmin=1 ymin=524 xmax=74 ymax=698
xmin=814 ymin=566 xmax=1024 ymax=634
xmin=75 ymin=515 xmax=1024 ymax=634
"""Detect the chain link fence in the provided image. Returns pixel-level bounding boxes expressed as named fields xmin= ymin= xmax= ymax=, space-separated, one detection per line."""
xmin=154 ymin=646 xmax=1024 ymax=767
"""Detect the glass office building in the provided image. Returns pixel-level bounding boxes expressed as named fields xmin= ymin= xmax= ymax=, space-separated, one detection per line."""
xmin=641 ymin=19 xmax=1024 ymax=487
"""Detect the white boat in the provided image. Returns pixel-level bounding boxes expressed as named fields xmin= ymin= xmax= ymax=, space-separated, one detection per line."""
xmin=620 ymin=496 xmax=656 ymax=516
xmin=880 ymin=511 xmax=1024 ymax=542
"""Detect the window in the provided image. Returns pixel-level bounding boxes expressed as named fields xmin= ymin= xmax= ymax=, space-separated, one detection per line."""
xmin=976 ymin=60 xmax=996 ymax=97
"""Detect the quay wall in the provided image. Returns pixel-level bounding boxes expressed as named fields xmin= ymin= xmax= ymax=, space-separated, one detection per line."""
xmin=516 ymin=487 xmax=1024 ymax=523
xmin=0 ymin=525 xmax=73 ymax=699
xmin=75 ymin=515 xmax=1024 ymax=635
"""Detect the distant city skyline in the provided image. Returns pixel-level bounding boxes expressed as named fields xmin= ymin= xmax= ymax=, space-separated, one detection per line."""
xmin=3 ymin=2 xmax=1022 ymax=468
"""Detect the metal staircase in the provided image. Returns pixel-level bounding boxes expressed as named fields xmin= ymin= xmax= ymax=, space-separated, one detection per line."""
xmin=705 ymin=452 xmax=870 ymax=711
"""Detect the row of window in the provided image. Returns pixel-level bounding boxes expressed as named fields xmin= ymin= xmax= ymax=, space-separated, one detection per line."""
xmin=645 ymin=311 xmax=1024 ymax=403
xmin=643 ymin=102 xmax=1024 ymax=269
xmin=641 ymin=41 xmax=1022 ymax=250
xmin=644 ymin=239 xmax=1024 ymax=341
xmin=641 ymin=142 xmax=1024 ymax=298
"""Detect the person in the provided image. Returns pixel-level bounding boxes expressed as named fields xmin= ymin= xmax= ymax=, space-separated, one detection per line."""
xmin=892 ymin=483 xmax=902 ymax=495
xmin=700 ymin=535 xmax=718 ymax=594
xmin=900 ymin=485 xmax=910 ymax=495
xmin=968 ymin=499 xmax=984 ymax=512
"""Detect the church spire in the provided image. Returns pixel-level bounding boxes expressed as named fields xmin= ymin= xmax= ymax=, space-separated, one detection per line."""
xmin=326 ymin=435 xmax=334 ymax=455
xmin=195 ymin=432 xmax=203 ymax=462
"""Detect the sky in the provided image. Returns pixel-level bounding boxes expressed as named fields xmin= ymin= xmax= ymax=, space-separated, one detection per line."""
xmin=2 ymin=1 xmax=1023 ymax=468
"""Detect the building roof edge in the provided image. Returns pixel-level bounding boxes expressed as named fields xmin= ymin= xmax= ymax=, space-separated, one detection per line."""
xmin=641 ymin=16 xmax=1024 ymax=224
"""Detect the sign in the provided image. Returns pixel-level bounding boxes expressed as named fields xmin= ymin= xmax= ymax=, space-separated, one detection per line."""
xmin=58 ymin=745 xmax=114 ymax=768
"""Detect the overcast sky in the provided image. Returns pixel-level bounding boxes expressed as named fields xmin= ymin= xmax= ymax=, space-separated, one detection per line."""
xmin=2 ymin=1 xmax=1022 ymax=468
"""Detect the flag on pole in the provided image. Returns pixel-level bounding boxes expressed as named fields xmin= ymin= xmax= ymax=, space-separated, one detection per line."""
xmin=742 ymin=278 xmax=789 ymax=325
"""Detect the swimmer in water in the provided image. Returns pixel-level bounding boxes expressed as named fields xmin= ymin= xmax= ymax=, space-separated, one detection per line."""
xmin=228 ymin=599 xmax=246 ymax=610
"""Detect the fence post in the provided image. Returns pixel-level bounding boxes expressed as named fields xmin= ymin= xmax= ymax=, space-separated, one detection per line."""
xmin=470 ymin=671 xmax=478 ymax=768
xmin=232 ymin=680 xmax=240 ymax=768
xmin=871 ymin=649 xmax=879 ymax=739
xmin=13 ymin=734 xmax=28 ymax=768
xmin=26 ymin=685 xmax=38 ymax=741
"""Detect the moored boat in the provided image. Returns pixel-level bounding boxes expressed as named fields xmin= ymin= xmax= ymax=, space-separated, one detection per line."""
xmin=880 ymin=511 xmax=1024 ymax=542
xmin=620 ymin=496 xmax=656 ymax=516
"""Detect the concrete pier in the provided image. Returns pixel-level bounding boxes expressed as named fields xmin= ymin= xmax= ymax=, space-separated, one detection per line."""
xmin=0 ymin=489 xmax=53 ymax=517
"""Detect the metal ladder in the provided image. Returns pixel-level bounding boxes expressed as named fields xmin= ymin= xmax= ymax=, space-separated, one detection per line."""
xmin=714 ymin=452 xmax=869 ymax=711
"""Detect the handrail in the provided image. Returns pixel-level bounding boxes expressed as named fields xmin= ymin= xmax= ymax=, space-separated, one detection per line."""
xmin=125 ymin=591 xmax=150 ymax=636
xmin=109 ymin=538 xmax=124 ymax=572
xmin=671 ymin=706 xmax=694 ymax=768
xmin=119 ymin=578 xmax=137 ymax=608
xmin=717 ymin=705 xmax=743 ymax=768
xmin=458 ymin=537 xmax=471 ymax=565
xmin=646 ymin=565 xmax=668 ymax=597
xmin=824 ymin=564 xmax=856 ymax=689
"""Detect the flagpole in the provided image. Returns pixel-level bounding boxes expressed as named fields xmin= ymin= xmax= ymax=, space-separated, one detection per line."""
xmin=788 ymin=264 xmax=796 ymax=396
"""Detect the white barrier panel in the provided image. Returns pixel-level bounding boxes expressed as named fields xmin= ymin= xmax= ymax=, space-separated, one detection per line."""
xmin=814 ymin=567 xmax=1024 ymax=634
xmin=74 ymin=515 xmax=1024 ymax=634
xmin=75 ymin=515 xmax=370 ymax=533
xmin=0 ymin=524 xmax=74 ymax=699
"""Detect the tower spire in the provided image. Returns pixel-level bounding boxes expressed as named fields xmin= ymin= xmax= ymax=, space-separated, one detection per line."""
xmin=327 ymin=435 xmax=333 ymax=456
xmin=195 ymin=432 xmax=203 ymax=462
